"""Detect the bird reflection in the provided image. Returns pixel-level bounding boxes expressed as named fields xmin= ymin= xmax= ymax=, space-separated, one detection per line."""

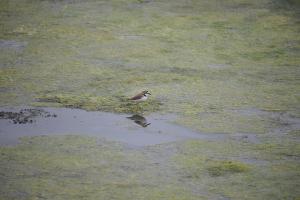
xmin=127 ymin=114 xmax=151 ymax=127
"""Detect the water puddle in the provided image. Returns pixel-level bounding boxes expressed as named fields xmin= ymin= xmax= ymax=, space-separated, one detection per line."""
xmin=0 ymin=107 xmax=225 ymax=147
xmin=0 ymin=40 xmax=27 ymax=52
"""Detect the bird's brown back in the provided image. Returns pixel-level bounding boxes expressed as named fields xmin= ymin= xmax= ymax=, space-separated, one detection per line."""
xmin=130 ymin=92 xmax=144 ymax=100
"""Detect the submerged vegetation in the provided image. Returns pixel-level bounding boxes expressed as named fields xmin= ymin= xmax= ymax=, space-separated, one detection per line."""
xmin=174 ymin=138 xmax=300 ymax=199
xmin=1 ymin=135 xmax=299 ymax=200
xmin=0 ymin=136 xmax=201 ymax=200
xmin=0 ymin=0 xmax=299 ymax=199
xmin=207 ymin=160 xmax=250 ymax=177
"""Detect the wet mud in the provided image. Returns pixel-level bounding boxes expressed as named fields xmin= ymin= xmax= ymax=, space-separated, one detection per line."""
xmin=0 ymin=108 xmax=56 ymax=124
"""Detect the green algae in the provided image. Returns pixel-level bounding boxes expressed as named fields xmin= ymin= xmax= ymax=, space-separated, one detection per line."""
xmin=0 ymin=135 xmax=202 ymax=200
xmin=207 ymin=160 xmax=250 ymax=177
xmin=35 ymin=93 xmax=161 ymax=114
xmin=0 ymin=134 xmax=299 ymax=200
xmin=0 ymin=0 xmax=299 ymax=133
xmin=174 ymin=138 xmax=300 ymax=200
xmin=174 ymin=140 xmax=252 ymax=178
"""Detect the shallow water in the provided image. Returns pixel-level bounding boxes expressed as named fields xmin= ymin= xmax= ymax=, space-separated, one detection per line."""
xmin=0 ymin=107 xmax=225 ymax=146
xmin=0 ymin=40 xmax=27 ymax=52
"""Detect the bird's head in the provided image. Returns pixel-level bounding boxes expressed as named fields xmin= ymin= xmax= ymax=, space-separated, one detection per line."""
xmin=142 ymin=90 xmax=151 ymax=96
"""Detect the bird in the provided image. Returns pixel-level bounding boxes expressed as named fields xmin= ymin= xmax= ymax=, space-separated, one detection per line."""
xmin=129 ymin=90 xmax=151 ymax=102
xmin=127 ymin=114 xmax=151 ymax=127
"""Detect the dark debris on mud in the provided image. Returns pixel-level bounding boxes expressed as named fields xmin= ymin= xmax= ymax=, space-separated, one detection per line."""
xmin=0 ymin=108 xmax=57 ymax=124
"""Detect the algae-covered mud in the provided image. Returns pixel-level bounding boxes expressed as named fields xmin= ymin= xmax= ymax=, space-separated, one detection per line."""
xmin=0 ymin=0 xmax=300 ymax=199
xmin=0 ymin=135 xmax=299 ymax=199
xmin=1 ymin=0 xmax=300 ymax=132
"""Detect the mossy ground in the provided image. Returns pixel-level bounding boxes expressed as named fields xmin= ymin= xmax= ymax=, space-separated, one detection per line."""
xmin=1 ymin=0 xmax=299 ymax=133
xmin=0 ymin=0 xmax=299 ymax=199
xmin=0 ymin=135 xmax=299 ymax=200
xmin=34 ymin=93 xmax=162 ymax=114
xmin=0 ymin=136 xmax=201 ymax=200
xmin=174 ymin=136 xmax=300 ymax=199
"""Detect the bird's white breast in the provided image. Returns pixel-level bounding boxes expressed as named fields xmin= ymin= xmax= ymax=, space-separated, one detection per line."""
xmin=138 ymin=95 xmax=148 ymax=101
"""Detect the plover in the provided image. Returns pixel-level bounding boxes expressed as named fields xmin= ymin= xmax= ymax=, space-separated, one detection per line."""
xmin=129 ymin=90 xmax=151 ymax=102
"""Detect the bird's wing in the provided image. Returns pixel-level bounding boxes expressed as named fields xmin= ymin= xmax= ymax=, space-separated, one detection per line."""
xmin=130 ymin=92 xmax=143 ymax=100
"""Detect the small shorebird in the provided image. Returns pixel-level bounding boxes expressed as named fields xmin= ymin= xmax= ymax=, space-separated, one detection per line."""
xmin=129 ymin=90 xmax=151 ymax=102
